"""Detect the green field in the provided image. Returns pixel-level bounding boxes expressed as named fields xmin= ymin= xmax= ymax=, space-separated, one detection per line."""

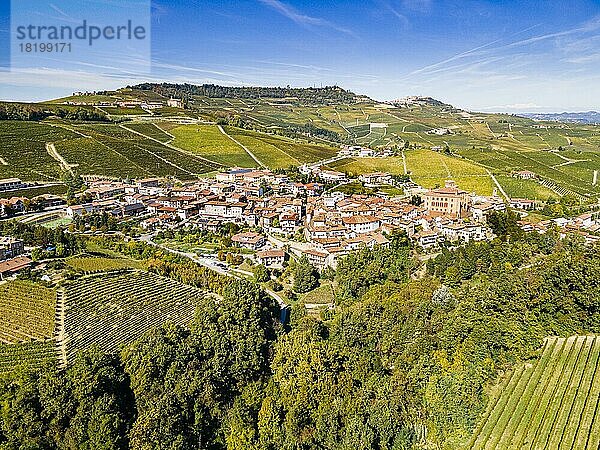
xmin=0 ymin=121 xmax=75 ymax=181
xmin=494 ymin=175 xmax=560 ymax=201
xmin=0 ymin=120 xmax=219 ymax=182
xmin=121 ymin=122 xmax=174 ymax=143
xmin=227 ymin=127 xmax=338 ymax=168
xmin=331 ymin=151 xmax=495 ymax=195
xmin=182 ymin=95 xmax=600 ymax=197
xmin=470 ymin=336 xmax=600 ymax=450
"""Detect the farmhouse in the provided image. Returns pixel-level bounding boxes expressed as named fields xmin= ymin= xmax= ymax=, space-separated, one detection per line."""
xmin=512 ymin=170 xmax=537 ymax=180
xmin=256 ymin=249 xmax=285 ymax=268
xmin=231 ymin=232 xmax=265 ymax=250
xmin=167 ymin=98 xmax=184 ymax=108
xmin=0 ymin=256 xmax=32 ymax=280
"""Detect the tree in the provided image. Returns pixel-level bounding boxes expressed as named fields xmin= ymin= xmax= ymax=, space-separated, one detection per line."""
xmin=293 ymin=256 xmax=319 ymax=293
xmin=254 ymin=264 xmax=270 ymax=283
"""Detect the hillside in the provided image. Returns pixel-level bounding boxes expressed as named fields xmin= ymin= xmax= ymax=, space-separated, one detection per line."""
xmin=0 ymin=83 xmax=598 ymax=199
xmin=470 ymin=336 xmax=600 ymax=449
xmin=131 ymin=82 xmax=369 ymax=105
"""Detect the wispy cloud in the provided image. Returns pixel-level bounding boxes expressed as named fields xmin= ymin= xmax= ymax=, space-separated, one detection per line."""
xmin=401 ymin=0 xmax=431 ymax=13
xmin=258 ymin=0 xmax=355 ymax=36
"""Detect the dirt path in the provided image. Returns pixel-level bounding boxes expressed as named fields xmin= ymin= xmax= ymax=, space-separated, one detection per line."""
xmin=486 ymin=169 xmax=510 ymax=200
xmin=401 ymin=150 xmax=408 ymax=174
xmin=46 ymin=142 xmax=74 ymax=175
xmin=54 ymin=289 xmax=67 ymax=367
xmin=0 ymin=156 xmax=8 ymax=166
xmin=217 ymin=125 xmax=266 ymax=168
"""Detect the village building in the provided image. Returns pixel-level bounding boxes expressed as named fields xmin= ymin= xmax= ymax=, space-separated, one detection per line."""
xmin=0 ymin=236 xmax=24 ymax=260
xmin=256 ymin=249 xmax=285 ymax=268
xmin=358 ymin=172 xmax=392 ymax=186
xmin=423 ymin=181 xmax=470 ymax=218
xmin=341 ymin=215 xmax=381 ymax=234
xmin=231 ymin=232 xmax=266 ymax=250
xmin=510 ymin=198 xmax=536 ymax=211
xmin=512 ymin=170 xmax=537 ymax=180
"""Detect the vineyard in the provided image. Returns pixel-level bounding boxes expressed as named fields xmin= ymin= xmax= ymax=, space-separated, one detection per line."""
xmin=121 ymin=122 xmax=173 ymax=143
xmin=0 ymin=280 xmax=56 ymax=343
xmin=62 ymin=271 xmax=204 ymax=362
xmin=0 ymin=121 xmax=76 ymax=181
xmin=469 ymin=336 xmax=600 ymax=450
xmin=0 ymin=341 xmax=56 ymax=373
xmin=65 ymin=256 xmax=143 ymax=273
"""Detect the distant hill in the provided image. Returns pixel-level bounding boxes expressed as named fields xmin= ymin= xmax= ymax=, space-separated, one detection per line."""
xmin=386 ymin=95 xmax=454 ymax=109
xmin=130 ymin=82 xmax=369 ymax=106
xmin=521 ymin=111 xmax=600 ymax=124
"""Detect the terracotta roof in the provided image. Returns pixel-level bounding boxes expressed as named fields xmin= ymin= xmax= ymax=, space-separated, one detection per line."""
xmin=0 ymin=256 xmax=32 ymax=274
xmin=257 ymin=249 xmax=285 ymax=258
xmin=342 ymin=215 xmax=379 ymax=225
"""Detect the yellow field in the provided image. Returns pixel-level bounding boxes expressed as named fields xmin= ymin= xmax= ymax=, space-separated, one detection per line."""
xmin=405 ymin=149 xmax=494 ymax=195
xmin=170 ymin=124 xmax=255 ymax=167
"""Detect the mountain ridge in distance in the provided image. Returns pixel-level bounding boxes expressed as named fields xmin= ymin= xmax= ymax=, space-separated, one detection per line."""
xmin=520 ymin=111 xmax=600 ymax=124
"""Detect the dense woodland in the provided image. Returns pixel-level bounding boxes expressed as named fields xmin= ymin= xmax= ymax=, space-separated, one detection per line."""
xmin=132 ymin=83 xmax=362 ymax=105
xmin=1 ymin=214 xmax=600 ymax=449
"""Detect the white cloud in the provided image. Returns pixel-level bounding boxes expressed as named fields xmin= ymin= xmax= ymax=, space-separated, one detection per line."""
xmin=258 ymin=0 xmax=355 ymax=36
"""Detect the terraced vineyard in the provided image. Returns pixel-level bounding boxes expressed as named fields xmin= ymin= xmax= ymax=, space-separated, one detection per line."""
xmin=76 ymin=123 xmax=220 ymax=179
xmin=469 ymin=336 xmax=600 ymax=450
xmin=226 ymin=127 xmax=338 ymax=168
xmin=0 ymin=280 xmax=56 ymax=343
xmin=62 ymin=271 xmax=204 ymax=362
xmin=0 ymin=341 xmax=56 ymax=373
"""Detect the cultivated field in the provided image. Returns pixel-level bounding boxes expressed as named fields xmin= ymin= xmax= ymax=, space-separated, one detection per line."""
xmin=62 ymin=271 xmax=204 ymax=362
xmin=0 ymin=120 xmax=219 ymax=182
xmin=187 ymin=96 xmax=600 ymax=197
xmin=331 ymin=150 xmax=495 ymax=195
xmin=469 ymin=336 xmax=600 ymax=450
xmin=227 ymin=127 xmax=338 ymax=168
xmin=0 ymin=280 xmax=56 ymax=343
xmin=0 ymin=341 xmax=56 ymax=373
xmin=170 ymin=124 xmax=256 ymax=167
xmin=65 ymin=256 xmax=143 ymax=273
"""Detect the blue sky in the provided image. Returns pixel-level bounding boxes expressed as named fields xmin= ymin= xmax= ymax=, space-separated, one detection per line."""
xmin=1 ymin=0 xmax=600 ymax=112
